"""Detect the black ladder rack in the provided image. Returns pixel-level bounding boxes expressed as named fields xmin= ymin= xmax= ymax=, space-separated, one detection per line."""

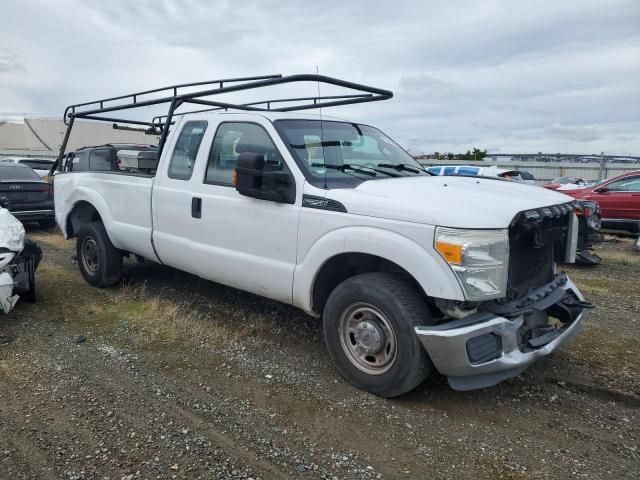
xmin=52 ymin=74 xmax=393 ymax=173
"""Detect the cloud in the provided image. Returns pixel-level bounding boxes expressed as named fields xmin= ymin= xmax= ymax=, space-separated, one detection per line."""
xmin=0 ymin=0 xmax=638 ymax=154
xmin=544 ymin=124 xmax=602 ymax=143
xmin=0 ymin=52 xmax=27 ymax=75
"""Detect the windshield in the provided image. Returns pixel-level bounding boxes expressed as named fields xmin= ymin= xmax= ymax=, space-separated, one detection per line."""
xmin=275 ymin=120 xmax=426 ymax=188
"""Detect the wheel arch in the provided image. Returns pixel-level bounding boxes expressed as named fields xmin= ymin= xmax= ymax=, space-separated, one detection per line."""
xmin=66 ymin=200 xmax=104 ymax=239
xmin=293 ymin=226 xmax=464 ymax=314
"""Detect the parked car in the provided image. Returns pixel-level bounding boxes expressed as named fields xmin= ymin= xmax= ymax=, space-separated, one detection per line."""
xmin=425 ymin=164 xmax=536 ymax=185
xmin=0 ymin=163 xmax=55 ymax=228
xmin=0 ymin=204 xmax=42 ymax=313
xmin=544 ymin=177 xmax=590 ymax=190
xmin=52 ymin=75 xmax=591 ymax=397
xmin=561 ymin=170 xmax=640 ymax=233
xmin=0 ymin=157 xmax=55 ymax=179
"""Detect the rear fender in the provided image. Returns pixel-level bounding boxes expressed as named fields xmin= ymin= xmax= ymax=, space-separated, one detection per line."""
xmin=60 ymin=187 xmax=114 ymax=241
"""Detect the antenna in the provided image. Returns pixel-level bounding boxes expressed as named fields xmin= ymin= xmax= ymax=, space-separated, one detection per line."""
xmin=316 ymin=66 xmax=328 ymax=189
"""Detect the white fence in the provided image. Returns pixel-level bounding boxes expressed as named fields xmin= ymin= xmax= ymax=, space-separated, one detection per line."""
xmin=416 ymin=159 xmax=639 ymax=182
xmin=0 ymin=149 xmax=58 ymax=160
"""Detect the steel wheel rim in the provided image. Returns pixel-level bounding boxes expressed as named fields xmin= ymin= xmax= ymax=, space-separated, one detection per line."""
xmin=82 ymin=237 xmax=99 ymax=275
xmin=339 ymin=302 xmax=397 ymax=375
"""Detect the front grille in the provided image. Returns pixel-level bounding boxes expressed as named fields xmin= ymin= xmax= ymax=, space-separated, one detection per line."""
xmin=507 ymin=202 xmax=575 ymax=299
xmin=508 ymin=238 xmax=553 ymax=298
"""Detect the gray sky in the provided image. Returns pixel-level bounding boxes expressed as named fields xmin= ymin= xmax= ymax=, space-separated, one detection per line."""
xmin=1 ymin=0 xmax=639 ymax=155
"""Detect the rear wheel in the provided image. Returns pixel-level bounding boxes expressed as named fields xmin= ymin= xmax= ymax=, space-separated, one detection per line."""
xmin=76 ymin=222 xmax=123 ymax=287
xmin=323 ymin=272 xmax=434 ymax=398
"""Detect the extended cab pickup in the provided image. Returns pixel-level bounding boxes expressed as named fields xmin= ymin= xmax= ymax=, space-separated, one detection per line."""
xmin=53 ymin=75 xmax=590 ymax=397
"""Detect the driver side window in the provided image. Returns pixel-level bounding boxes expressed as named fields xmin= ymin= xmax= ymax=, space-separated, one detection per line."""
xmin=205 ymin=122 xmax=284 ymax=186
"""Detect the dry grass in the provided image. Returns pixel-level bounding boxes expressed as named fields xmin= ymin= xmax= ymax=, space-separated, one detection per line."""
xmin=597 ymin=249 xmax=640 ymax=267
xmin=28 ymin=231 xmax=71 ymax=250
xmin=567 ymin=275 xmax=637 ymax=296
xmin=94 ymin=283 xmax=256 ymax=347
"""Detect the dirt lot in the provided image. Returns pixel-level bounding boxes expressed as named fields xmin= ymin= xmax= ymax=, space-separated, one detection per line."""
xmin=0 ymin=230 xmax=638 ymax=480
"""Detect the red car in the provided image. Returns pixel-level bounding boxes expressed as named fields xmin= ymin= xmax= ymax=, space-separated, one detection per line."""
xmin=561 ymin=170 xmax=640 ymax=233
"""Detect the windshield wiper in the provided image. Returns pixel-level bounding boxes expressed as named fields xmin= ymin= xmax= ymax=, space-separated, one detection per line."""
xmin=311 ymin=163 xmax=405 ymax=178
xmin=377 ymin=163 xmax=423 ymax=174
xmin=311 ymin=163 xmax=377 ymax=177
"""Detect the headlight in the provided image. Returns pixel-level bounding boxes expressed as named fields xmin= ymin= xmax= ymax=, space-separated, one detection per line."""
xmin=434 ymin=227 xmax=509 ymax=301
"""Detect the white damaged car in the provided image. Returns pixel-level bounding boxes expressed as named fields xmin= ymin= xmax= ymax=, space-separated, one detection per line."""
xmin=0 ymin=206 xmax=41 ymax=313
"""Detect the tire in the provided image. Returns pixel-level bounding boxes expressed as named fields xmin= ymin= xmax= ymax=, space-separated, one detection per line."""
xmin=39 ymin=219 xmax=57 ymax=230
xmin=76 ymin=222 xmax=123 ymax=287
xmin=14 ymin=240 xmax=41 ymax=302
xmin=323 ymin=272 xmax=434 ymax=398
xmin=20 ymin=257 xmax=37 ymax=302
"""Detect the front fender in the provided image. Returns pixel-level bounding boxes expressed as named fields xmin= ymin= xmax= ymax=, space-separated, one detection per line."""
xmin=292 ymin=226 xmax=464 ymax=313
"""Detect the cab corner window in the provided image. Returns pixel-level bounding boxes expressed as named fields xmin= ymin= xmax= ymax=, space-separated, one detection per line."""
xmin=168 ymin=121 xmax=208 ymax=180
xmin=205 ymin=122 xmax=284 ymax=186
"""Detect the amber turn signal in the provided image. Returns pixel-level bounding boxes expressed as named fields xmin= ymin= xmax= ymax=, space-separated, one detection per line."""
xmin=435 ymin=241 xmax=463 ymax=265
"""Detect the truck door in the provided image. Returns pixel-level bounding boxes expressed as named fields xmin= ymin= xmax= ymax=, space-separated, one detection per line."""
xmin=152 ymin=119 xmax=210 ymax=272
xmin=187 ymin=121 xmax=300 ymax=304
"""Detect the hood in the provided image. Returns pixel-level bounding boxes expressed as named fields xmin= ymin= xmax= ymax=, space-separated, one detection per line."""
xmin=327 ymin=175 xmax=574 ymax=229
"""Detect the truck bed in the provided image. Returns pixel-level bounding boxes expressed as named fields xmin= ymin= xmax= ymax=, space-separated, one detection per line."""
xmin=54 ymin=172 xmax=157 ymax=260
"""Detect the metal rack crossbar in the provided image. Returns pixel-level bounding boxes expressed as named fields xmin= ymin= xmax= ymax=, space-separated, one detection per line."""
xmin=52 ymin=74 xmax=393 ymax=172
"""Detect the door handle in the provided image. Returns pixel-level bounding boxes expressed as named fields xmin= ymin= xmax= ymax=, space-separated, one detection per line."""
xmin=191 ymin=197 xmax=202 ymax=218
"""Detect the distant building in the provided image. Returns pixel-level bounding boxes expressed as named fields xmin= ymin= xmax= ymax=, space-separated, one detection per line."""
xmin=0 ymin=117 xmax=157 ymax=159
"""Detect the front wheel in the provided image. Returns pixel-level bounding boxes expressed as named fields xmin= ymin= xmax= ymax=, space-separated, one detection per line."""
xmin=323 ymin=272 xmax=434 ymax=398
xmin=76 ymin=222 xmax=123 ymax=287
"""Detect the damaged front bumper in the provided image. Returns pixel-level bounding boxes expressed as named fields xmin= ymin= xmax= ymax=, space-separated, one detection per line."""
xmin=0 ymin=241 xmax=42 ymax=313
xmin=415 ymin=274 xmax=589 ymax=391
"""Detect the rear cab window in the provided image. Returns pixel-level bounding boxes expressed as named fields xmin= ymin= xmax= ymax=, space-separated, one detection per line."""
xmin=89 ymin=149 xmax=114 ymax=171
xmin=168 ymin=121 xmax=208 ymax=180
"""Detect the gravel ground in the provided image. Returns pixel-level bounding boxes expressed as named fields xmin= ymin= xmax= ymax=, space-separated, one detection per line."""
xmin=0 ymin=229 xmax=638 ymax=480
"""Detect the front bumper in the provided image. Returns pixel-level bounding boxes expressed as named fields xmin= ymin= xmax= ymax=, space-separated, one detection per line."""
xmin=415 ymin=276 xmax=587 ymax=391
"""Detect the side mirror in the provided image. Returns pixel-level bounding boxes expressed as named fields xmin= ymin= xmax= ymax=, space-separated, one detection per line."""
xmin=594 ymin=186 xmax=609 ymax=194
xmin=235 ymin=153 xmax=295 ymax=204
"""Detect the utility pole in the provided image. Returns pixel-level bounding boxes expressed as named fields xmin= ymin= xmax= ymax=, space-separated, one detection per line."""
xmin=599 ymin=151 xmax=605 ymax=179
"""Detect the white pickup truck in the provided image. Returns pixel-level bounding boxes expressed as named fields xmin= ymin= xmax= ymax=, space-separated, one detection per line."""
xmin=52 ymin=75 xmax=591 ymax=397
